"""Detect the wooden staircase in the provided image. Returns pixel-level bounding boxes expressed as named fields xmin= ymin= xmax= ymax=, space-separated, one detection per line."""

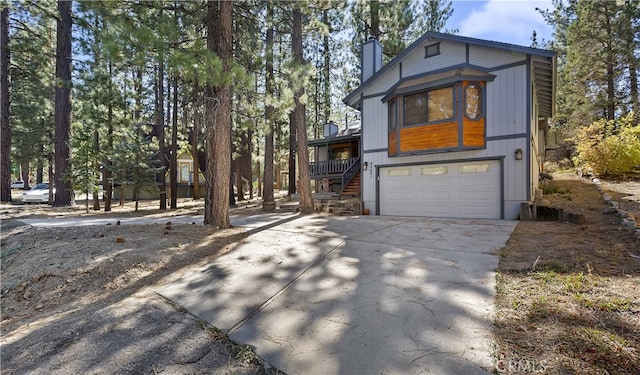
xmin=340 ymin=172 xmax=361 ymax=197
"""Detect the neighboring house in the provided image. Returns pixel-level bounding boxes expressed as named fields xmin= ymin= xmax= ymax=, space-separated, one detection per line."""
xmin=114 ymin=151 xmax=204 ymax=201
xmin=164 ymin=151 xmax=205 ymax=198
xmin=344 ymin=32 xmax=556 ymax=219
xmin=308 ymin=122 xmax=362 ymax=196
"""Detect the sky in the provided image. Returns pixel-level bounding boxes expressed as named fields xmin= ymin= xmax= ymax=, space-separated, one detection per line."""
xmin=446 ymin=0 xmax=554 ymax=47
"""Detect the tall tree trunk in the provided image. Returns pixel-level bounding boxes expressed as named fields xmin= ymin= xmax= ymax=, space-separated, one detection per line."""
xmin=0 ymin=7 xmax=10 ymax=202
xmin=36 ymin=145 xmax=43 ymax=184
xmin=256 ymin=158 xmax=261 ymax=198
xmin=170 ymin=75 xmax=178 ymax=209
xmin=288 ymin=111 xmax=296 ymax=195
xmin=288 ymin=6 xmax=298 ymax=196
xmin=235 ymin=155 xmax=243 ymax=201
xmin=156 ymin=52 xmax=167 ymax=210
xmin=247 ymin=129 xmax=253 ymax=199
xmin=21 ymin=160 xmax=29 ymax=187
xmin=48 ymin=159 xmax=53 ymax=203
xmin=92 ymin=123 xmax=100 ymax=211
xmin=604 ymin=4 xmax=615 ymax=121
xmin=53 ymin=0 xmax=73 ymax=207
xmin=623 ymin=2 xmax=639 ymax=123
xmin=262 ymin=2 xmax=275 ymax=212
xmin=322 ymin=9 xmax=331 ymax=125
xmin=370 ymin=0 xmax=380 ymax=39
xmin=204 ymin=0 xmax=232 ymax=228
xmin=237 ymin=128 xmax=251 ymax=201
xmin=292 ymin=5 xmax=314 ymax=214
xmin=192 ymin=103 xmax=201 ymax=199
xmin=104 ymin=58 xmax=114 ymax=211
xmin=229 ymin=152 xmax=235 ymax=207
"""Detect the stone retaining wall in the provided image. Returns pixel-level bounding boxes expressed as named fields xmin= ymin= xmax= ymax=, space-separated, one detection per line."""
xmin=593 ymin=178 xmax=640 ymax=241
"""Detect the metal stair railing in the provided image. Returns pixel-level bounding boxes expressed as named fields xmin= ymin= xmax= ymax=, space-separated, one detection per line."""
xmin=341 ymin=157 xmax=361 ymax=192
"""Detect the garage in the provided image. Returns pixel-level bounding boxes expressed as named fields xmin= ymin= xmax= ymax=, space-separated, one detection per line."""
xmin=379 ymin=160 xmax=501 ymax=219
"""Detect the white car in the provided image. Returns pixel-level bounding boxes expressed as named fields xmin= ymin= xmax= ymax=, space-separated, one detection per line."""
xmin=10 ymin=181 xmax=24 ymax=189
xmin=22 ymin=183 xmax=54 ymax=204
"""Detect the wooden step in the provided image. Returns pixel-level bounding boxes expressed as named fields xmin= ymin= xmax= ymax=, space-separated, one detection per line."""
xmin=340 ymin=172 xmax=361 ymax=196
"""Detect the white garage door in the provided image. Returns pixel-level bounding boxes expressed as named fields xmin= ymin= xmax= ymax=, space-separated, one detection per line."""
xmin=380 ymin=160 xmax=501 ymax=219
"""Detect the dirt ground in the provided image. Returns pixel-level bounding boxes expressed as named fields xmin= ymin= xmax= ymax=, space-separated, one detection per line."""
xmin=1 ymin=174 xmax=639 ymax=375
xmin=495 ymin=173 xmax=640 ymax=374
xmin=1 ymin=197 xmax=282 ymax=375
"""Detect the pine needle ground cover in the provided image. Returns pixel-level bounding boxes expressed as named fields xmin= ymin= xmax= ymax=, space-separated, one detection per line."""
xmin=494 ymin=174 xmax=640 ymax=374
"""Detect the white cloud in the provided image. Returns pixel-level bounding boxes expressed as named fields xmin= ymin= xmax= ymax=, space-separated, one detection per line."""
xmin=456 ymin=0 xmax=553 ymax=46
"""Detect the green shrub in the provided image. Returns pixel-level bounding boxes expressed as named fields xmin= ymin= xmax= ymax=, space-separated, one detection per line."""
xmin=572 ymin=112 xmax=640 ymax=176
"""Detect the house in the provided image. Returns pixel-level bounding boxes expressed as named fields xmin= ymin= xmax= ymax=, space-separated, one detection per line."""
xmin=344 ymin=32 xmax=556 ymax=219
xmin=163 ymin=151 xmax=206 ymax=198
xmin=308 ymin=122 xmax=361 ymax=196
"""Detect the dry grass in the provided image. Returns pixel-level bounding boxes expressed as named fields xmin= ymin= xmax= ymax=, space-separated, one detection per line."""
xmin=494 ymin=175 xmax=640 ymax=374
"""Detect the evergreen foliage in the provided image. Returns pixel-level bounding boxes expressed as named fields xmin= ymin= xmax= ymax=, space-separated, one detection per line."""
xmin=7 ymin=0 xmax=57 ymax=187
xmin=539 ymin=0 xmax=639 ymax=172
xmin=540 ymin=0 xmax=639 ymax=134
xmin=7 ymin=1 xmax=635 ymax=214
xmin=70 ymin=117 xmax=101 ymax=213
xmin=109 ymin=125 xmax=162 ymax=212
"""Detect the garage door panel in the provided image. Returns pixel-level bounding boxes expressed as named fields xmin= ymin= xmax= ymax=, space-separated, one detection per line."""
xmin=385 ymin=203 xmax=419 ymax=216
xmin=457 ymin=190 xmax=497 ymax=201
xmin=419 ymin=205 xmax=451 ymax=216
xmin=380 ymin=160 xmax=501 ymax=219
xmin=458 ymin=205 xmax=496 ymax=215
xmin=458 ymin=176 xmax=494 ymax=188
xmin=418 ymin=190 xmax=451 ymax=201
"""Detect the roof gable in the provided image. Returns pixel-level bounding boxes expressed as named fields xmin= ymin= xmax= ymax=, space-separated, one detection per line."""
xmin=381 ymin=65 xmax=496 ymax=103
xmin=344 ymin=31 xmax=556 ymax=111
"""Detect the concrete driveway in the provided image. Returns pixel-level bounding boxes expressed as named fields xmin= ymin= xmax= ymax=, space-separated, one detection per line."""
xmin=158 ymin=215 xmax=517 ymax=374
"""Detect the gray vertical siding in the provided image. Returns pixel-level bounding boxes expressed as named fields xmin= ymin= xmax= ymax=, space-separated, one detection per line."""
xmin=401 ymin=40 xmax=466 ymax=77
xmin=365 ymin=65 xmax=400 ymax=95
xmin=486 ymin=65 xmax=528 ymax=137
xmin=362 ymin=97 xmax=388 ymax=151
xmin=469 ymin=44 xmax=526 ymax=67
xmin=359 ymin=41 xmax=538 ymax=219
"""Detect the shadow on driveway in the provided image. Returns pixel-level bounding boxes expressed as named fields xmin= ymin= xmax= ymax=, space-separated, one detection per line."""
xmin=158 ymin=215 xmax=517 ymax=374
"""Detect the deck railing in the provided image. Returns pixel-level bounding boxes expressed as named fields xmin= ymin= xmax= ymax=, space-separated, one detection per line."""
xmin=309 ymin=157 xmax=360 ymax=176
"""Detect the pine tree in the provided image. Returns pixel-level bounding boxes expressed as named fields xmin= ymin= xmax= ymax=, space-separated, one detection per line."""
xmin=70 ymin=117 xmax=99 ymax=213
xmin=262 ymin=1 xmax=276 ymax=212
xmin=410 ymin=0 xmax=456 ymax=38
xmin=540 ymin=0 xmax=639 ymax=174
xmin=110 ymin=127 xmax=162 ymax=212
xmin=619 ymin=0 xmax=640 ymax=123
xmin=8 ymin=0 xmax=57 ymax=190
xmin=204 ymin=0 xmax=233 ymax=228
xmin=291 ymin=2 xmax=314 ymax=214
xmin=1 ymin=3 xmax=11 ymax=202
xmin=53 ymin=0 xmax=73 ymax=206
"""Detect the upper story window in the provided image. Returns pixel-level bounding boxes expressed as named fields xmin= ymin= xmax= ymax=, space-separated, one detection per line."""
xmin=424 ymin=43 xmax=440 ymax=58
xmin=403 ymin=86 xmax=454 ymax=126
xmin=465 ymin=83 xmax=483 ymax=120
xmin=388 ymin=99 xmax=397 ymax=131
xmin=331 ymin=146 xmax=350 ymax=160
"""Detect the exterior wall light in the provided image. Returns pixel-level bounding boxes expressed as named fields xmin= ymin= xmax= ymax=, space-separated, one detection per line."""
xmin=363 ymin=161 xmax=369 ymax=171
xmin=515 ymin=148 xmax=523 ymax=160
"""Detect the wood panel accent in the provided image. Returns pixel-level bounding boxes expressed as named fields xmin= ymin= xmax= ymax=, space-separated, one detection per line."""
xmin=462 ymin=80 xmax=485 ymax=148
xmin=388 ymin=129 xmax=397 ymax=156
xmin=329 ymin=142 xmax=352 ymax=150
xmin=399 ymin=122 xmax=458 ymax=152
xmin=463 ymin=117 xmax=485 ymax=147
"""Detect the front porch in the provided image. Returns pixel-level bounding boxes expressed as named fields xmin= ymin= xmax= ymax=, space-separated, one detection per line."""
xmin=309 ymin=157 xmax=361 ymax=196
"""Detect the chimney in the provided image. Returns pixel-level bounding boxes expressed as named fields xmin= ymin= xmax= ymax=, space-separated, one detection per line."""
xmin=361 ymin=37 xmax=383 ymax=83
